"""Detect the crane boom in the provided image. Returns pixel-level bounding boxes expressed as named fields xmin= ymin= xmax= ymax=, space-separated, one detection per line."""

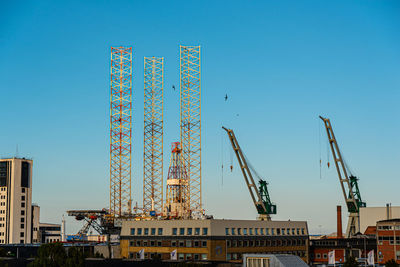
xmin=319 ymin=116 xmax=366 ymax=237
xmin=222 ymin=126 xmax=276 ymax=220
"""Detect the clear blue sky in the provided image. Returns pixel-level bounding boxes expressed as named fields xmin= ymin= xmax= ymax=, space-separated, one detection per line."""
xmin=1 ymin=0 xmax=399 ymax=235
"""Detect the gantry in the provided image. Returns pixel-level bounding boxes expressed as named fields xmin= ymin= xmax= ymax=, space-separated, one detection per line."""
xmin=180 ymin=45 xmax=201 ymax=213
xmin=143 ymin=57 xmax=164 ymax=214
xmin=109 ymin=47 xmax=133 ymax=217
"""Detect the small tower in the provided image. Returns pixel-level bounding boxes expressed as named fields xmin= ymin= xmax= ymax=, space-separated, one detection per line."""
xmin=164 ymin=142 xmax=190 ymax=218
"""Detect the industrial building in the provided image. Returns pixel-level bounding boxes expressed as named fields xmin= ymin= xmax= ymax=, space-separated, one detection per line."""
xmin=0 ymin=158 xmax=33 ymax=244
xmin=376 ymin=219 xmax=400 ymax=264
xmin=120 ymin=219 xmax=309 ymax=263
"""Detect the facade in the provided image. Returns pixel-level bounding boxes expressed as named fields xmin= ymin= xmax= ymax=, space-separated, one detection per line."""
xmin=309 ymin=236 xmax=376 ymax=265
xmin=39 ymin=223 xmax=61 ymax=243
xmin=243 ymin=254 xmax=309 ymax=267
xmin=31 ymin=204 xmax=40 ymax=243
xmin=120 ymin=219 xmax=309 ymax=263
xmin=0 ymin=158 xmax=33 ymax=244
xmin=360 ymin=206 xmax=400 ymax=234
xmin=376 ymin=219 xmax=400 ymax=264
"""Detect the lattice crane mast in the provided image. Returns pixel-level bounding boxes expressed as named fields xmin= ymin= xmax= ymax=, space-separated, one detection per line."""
xmin=319 ymin=116 xmax=366 ymax=237
xmin=222 ymin=127 xmax=277 ymax=220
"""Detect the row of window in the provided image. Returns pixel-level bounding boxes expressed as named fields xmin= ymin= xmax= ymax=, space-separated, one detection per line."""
xmin=129 ymin=239 xmax=207 ymax=248
xmin=225 ymin=227 xmax=305 ymax=236
xmin=128 ymin=252 xmax=208 ymax=261
xmin=130 ymin=227 xmax=208 ymax=236
xmin=378 ymin=225 xmax=400 ymax=230
xmin=227 ymin=239 xmax=306 ymax=247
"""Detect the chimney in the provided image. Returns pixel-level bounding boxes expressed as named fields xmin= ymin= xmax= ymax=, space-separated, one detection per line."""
xmin=386 ymin=203 xmax=390 ymax=220
xmin=337 ymin=205 xmax=343 ymax=238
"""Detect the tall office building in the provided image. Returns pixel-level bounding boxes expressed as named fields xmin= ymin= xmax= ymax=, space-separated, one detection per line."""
xmin=0 ymin=158 xmax=33 ymax=244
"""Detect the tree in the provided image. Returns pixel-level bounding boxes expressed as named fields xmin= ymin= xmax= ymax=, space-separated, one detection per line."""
xmin=29 ymin=242 xmax=67 ymax=267
xmin=343 ymin=256 xmax=359 ymax=267
xmin=385 ymin=259 xmax=399 ymax=267
xmin=28 ymin=242 xmax=85 ymax=267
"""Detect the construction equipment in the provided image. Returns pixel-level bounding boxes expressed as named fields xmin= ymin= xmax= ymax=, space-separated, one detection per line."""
xmin=319 ymin=116 xmax=366 ymax=237
xmin=222 ymin=127 xmax=277 ymax=220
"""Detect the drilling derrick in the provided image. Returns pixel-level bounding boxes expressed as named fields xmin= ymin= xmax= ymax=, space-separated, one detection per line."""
xmin=109 ymin=47 xmax=132 ymax=217
xmin=180 ymin=45 xmax=201 ymax=213
xmin=164 ymin=142 xmax=190 ymax=218
xmin=143 ymin=57 xmax=164 ymax=214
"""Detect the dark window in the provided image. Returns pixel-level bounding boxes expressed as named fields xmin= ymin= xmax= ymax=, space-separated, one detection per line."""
xmin=202 ymin=228 xmax=208 ymax=235
xmin=22 ymin=188 xmax=25 ymax=193
xmin=144 ymin=228 xmax=149 ymax=235
xmin=130 ymin=228 xmax=135 ymax=235
xmin=21 ymin=224 xmax=24 ymax=229
xmin=151 ymin=228 xmax=156 ymax=235
xmin=21 ymin=162 xmax=30 ymax=188
xmin=195 ymin=228 xmax=200 ymax=235
xmin=136 ymin=240 xmax=141 ymax=246
xmin=157 ymin=241 xmax=162 ymax=247
xmin=21 ymin=202 xmax=25 ymax=208
xmin=179 ymin=240 xmax=185 ymax=247
xmin=21 ymin=210 xmax=25 ymax=216
xmin=20 ymin=232 xmax=24 ymax=237
xmin=202 ymin=241 xmax=207 ymax=247
xmin=179 ymin=228 xmax=185 ymax=235
xmin=21 ymin=218 xmax=24 ymax=223
xmin=172 ymin=228 xmax=177 ymax=235
xmin=21 ymin=196 xmax=25 ymax=201
xmin=137 ymin=228 xmax=142 ymax=235
xmin=0 ymin=162 xmax=8 ymax=187
xmin=150 ymin=241 xmax=155 ymax=246
xmin=158 ymin=228 xmax=163 ymax=235
xmin=194 ymin=240 xmax=200 ymax=247
xmin=171 ymin=240 xmax=177 ymax=246
xmin=187 ymin=228 xmax=192 ymax=235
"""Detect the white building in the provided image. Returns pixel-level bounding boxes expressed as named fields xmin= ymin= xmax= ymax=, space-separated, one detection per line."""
xmin=39 ymin=223 xmax=61 ymax=243
xmin=31 ymin=204 xmax=40 ymax=243
xmin=0 ymin=158 xmax=33 ymax=244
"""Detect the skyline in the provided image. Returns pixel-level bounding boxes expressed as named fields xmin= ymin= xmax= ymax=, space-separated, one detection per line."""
xmin=1 ymin=0 xmax=399 ymax=235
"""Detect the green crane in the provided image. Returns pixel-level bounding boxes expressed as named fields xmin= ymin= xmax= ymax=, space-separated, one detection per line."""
xmin=222 ymin=126 xmax=277 ymax=220
xmin=319 ymin=116 xmax=366 ymax=237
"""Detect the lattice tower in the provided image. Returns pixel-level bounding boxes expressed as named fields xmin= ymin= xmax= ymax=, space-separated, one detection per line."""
xmin=180 ymin=45 xmax=201 ymax=212
xmin=109 ymin=47 xmax=132 ymax=217
xmin=143 ymin=57 xmax=164 ymax=214
xmin=164 ymin=142 xmax=190 ymax=218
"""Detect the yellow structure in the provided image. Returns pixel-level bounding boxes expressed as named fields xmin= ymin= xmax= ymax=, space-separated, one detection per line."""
xmin=180 ymin=45 xmax=201 ymax=212
xmin=143 ymin=57 xmax=164 ymax=214
xmin=109 ymin=47 xmax=133 ymax=217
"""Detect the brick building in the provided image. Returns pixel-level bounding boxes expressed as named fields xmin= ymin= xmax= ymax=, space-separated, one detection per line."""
xmin=120 ymin=219 xmax=309 ymax=263
xmin=376 ymin=219 xmax=400 ymax=264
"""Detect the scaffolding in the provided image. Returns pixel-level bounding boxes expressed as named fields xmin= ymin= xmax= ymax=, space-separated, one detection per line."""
xmin=109 ymin=47 xmax=132 ymax=217
xmin=164 ymin=142 xmax=190 ymax=218
xmin=143 ymin=57 xmax=164 ymax=214
xmin=180 ymin=45 xmax=201 ymax=212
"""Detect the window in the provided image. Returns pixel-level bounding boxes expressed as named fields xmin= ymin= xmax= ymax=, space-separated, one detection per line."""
xmin=301 ymin=228 xmax=305 ymax=235
xmin=243 ymin=228 xmax=247 ymax=235
xmin=267 ymin=228 xmax=270 ymax=235
xmin=21 ymin=218 xmax=24 ymax=223
xmin=137 ymin=228 xmax=142 ymax=235
xmin=151 ymin=228 xmax=156 ymax=235
xmin=238 ymin=228 xmax=242 ymax=235
xmin=292 ymin=228 xmax=295 ymax=235
xmin=150 ymin=241 xmax=155 ymax=247
xmin=323 ymin=253 xmax=327 ymax=259
xmin=260 ymin=228 xmax=264 ymax=235
xmin=158 ymin=228 xmax=163 ymax=235
xmin=172 ymin=228 xmax=177 ymax=235
xmin=21 ymin=224 xmax=24 ymax=229
xmin=179 ymin=240 xmax=185 ymax=247
xmin=249 ymin=228 xmax=253 ymax=235
xmin=178 ymin=253 xmax=184 ymax=260
xmin=255 ymin=228 xmax=258 ymax=235
xmin=130 ymin=228 xmax=135 ymax=235
xmin=22 ymin=188 xmax=25 ymax=193
xmin=231 ymin=228 xmax=235 ymax=235
xmin=282 ymin=228 xmax=285 ymax=235
xmin=171 ymin=240 xmax=177 ymax=247
xmin=202 ymin=228 xmax=208 ymax=235
xmin=194 ymin=240 xmax=199 ymax=247
xmin=144 ymin=228 xmax=149 ymax=235
xmin=187 ymin=228 xmax=192 ymax=235
xmin=21 ymin=162 xmax=30 ymax=188
xmin=297 ymin=228 xmax=300 ymax=235
xmin=21 ymin=202 xmax=25 ymax=208
xmin=195 ymin=227 xmax=200 ymax=235
xmin=186 ymin=240 xmax=192 ymax=247
xmin=276 ymin=228 xmax=280 ymax=235
xmin=201 ymin=254 xmax=207 ymax=260
xmin=20 ymin=232 xmax=24 ymax=237
xmin=202 ymin=241 xmax=207 ymax=247
xmin=180 ymin=228 xmax=185 ymax=235
xmin=21 ymin=196 xmax=25 ymax=201
xmin=225 ymin=228 xmax=229 ymax=235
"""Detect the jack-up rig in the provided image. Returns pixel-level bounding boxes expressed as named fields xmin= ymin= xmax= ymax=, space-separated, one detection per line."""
xmin=222 ymin=126 xmax=277 ymax=221
xmin=320 ymin=116 xmax=366 ymax=237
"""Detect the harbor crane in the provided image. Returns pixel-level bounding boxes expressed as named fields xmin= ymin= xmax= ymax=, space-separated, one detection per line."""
xmin=319 ymin=116 xmax=366 ymax=237
xmin=222 ymin=126 xmax=277 ymax=220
